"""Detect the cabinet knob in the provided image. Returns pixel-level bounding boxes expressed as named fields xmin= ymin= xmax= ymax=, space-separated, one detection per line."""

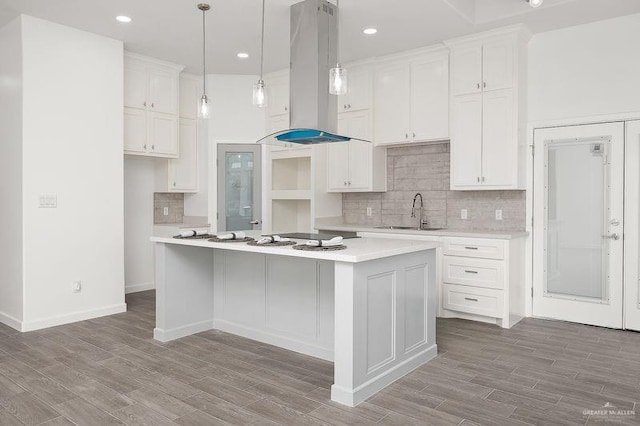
xmin=344 ymin=104 xmax=347 ymax=109
xmin=348 ymin=181 xmax=351 ymax=185
xmin=483 ymin=82 xmax=486 ymax=89
xmin=413 ymin=132 xmax=416 ymax=138
xmin=151 ymin=145 xmax=155 ymax=150
xmin=405 ymin=133 xmax=409 ymax=139
xmin=477 ymin=177 xmax=480 ymax=183
xmin=173 ymin=182 xmax=176 ymax=187
xmin=348 ymin=104 xmax=351 ymax=109
xmin=344 ymin=181 xmax=347 ymax=186
xmin=143 ymin=144 xmax=147 ymax=150
xmin=477 ymin=83 xmax=480 ymax=89
xmin=151 ymin=103 xmax=155 ymax=108
xmin=481 ymin=176 xmax=485 ymax=183
xmin=284 ymin=106 xmax=288 ymax=112
xmin=143 ymin=101 xmax=147 ymax=107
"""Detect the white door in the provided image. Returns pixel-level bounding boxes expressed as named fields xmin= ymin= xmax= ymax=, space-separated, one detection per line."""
xmin=168 ymin=119 xmax=198 ymax=192
xmin=624 ymin=120 xmax=640 ymax=331
xmin=533 ymin=122 xmax=624 ymax=328
xmin=450 ymin=45 xmax=482 ymax=96
xmin=410 ymin=55 xmax=449 ymax=142
xmin=373 ymin=62 xmax=411 ymax=144
xmin=148 ymin=112 xmax=178 ymax=156
xmin=450 ymin=93 xmax=483 ymax=188
xmin=482 ymin=89 xmax=514 ymax=187
xmin=482 ymin=39 xmax=514 ymax=92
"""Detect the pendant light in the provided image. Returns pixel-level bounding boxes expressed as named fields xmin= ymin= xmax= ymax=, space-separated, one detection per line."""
xmin=527 ymin=0 xmax=543 ymax=7
xmin=329 ymin=0 xmax=347 ymax=96
xmin=253 ymin=0 xmax=267 ymax=107
xmin=198 ymin=3 xmax=211 ymax=118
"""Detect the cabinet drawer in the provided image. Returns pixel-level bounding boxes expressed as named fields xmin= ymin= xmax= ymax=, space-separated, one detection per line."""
xmin=442 ymin=284 xmax=504 ymax=318
xmin=443 ymin=256 xmax=504 ymax=290
xmin=443 ymin=237 xmax=505 ymax=259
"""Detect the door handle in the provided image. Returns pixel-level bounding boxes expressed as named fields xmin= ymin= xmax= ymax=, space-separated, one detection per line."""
xmin=464 ymin=297 xmax=478 ymax=302
xmin=250 ymin=220 xmax=261 ymax=225
xmin=464 ymin=270 xmax=479 ymax=274
xmin=603 ymin=233 xmax=620 ymax=240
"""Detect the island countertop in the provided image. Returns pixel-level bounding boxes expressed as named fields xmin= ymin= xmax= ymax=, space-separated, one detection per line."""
xmin=151 ymin=232 xmax=440 ymax=263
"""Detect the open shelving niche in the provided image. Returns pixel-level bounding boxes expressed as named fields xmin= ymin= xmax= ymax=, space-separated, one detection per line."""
xmin=265 ymin=146 xmax=342 ymax=234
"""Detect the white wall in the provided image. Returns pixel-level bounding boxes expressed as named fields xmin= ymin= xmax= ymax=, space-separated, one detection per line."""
xmin=528 ymin=13 xmax=640 ymax=123
xmin=0 ymin=17 xmax=24 ymax=327
xmin=124 ymin=157 xmax=157 ymax=293
xmin=207 ymin=74 xmax=266 ymax=231
xmin=20 ymin=15 xmax=125 ymax=329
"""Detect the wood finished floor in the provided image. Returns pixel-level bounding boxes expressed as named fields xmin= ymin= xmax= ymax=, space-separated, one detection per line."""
xmin=0 ymin=291 xmax=639 ymax=425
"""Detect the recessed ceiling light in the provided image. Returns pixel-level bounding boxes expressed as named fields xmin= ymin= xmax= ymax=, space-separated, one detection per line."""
xmin=237 ymin=52 xmax=250 ymax=59
xmin=528 ymin=0 xmax=543 ymax=7
xmin=363 ymin=28 xmax=377 ymax=35
xmin=116 ymin=16 xmax=132 ymax=23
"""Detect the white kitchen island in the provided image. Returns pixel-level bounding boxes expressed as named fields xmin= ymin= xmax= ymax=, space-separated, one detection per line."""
xmin=150 ymin=233 xmax=439 ymax=406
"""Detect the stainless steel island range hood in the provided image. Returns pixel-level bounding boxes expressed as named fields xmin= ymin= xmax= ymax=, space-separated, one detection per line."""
xmin=258 ymin=0 xmax=366 ymax=146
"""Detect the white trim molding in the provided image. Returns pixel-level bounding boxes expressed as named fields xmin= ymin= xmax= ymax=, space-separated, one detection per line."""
xmin=20 ymin=303 xmax=127 ymax=332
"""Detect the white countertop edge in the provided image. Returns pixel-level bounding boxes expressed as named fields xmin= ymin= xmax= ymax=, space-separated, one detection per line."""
xmin=315 ymin=224 xmax=529 ymax=240
xmin=150 ymin=236 xmax=440 ymax=263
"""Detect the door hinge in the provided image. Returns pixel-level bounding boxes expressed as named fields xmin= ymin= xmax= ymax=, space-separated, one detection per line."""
xmin=531 ymin=144 xmax=535 ymax=158
xmin=216 ymin=212 xmax=219 ymax=220
xmin=531 ymin=287 xmax=534 ymax=298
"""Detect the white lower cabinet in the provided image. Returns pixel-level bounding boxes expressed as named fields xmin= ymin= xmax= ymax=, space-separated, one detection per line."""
xmin=356 ymin=232 xmax=526 ymax=328
xmin=441 ymin=236 xmax=525 ymax=328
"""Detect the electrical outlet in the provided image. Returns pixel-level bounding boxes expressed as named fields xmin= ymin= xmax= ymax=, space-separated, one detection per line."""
xmin=461 ymin=209 xmax=468 ymax=220
xmin=163 ymin=207 xmax=169 ymax=216
xmin=495 ymin=209 xmax=503 ymax=221
xmin=73 ymin=281 xmax=82 ymax=293
xmin=366 ymin=207 xmax=372 ymax=217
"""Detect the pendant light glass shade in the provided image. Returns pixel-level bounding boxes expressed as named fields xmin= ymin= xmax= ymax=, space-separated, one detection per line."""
xmin=198 ymin=3 xmax=211 ymax=119
xmin=254 ymin=0 xmax=267 ymax=107
xmin=199 ymin=94 xmax=210 ymax=118
xmin=329 ymin=64 xmax=348 ymax=95
xmin=253 ymin=80 xmax=267 ymax=107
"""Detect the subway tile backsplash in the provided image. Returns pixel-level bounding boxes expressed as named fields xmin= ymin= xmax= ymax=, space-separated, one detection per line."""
xmin=343 ymin=143 xmax=526 ymax=231
xmin=154 ymin=193 xmax=185 ymax=224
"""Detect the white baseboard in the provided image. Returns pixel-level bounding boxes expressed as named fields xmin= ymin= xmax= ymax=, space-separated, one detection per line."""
xmin=21 ymin=303 xmax=127 ymax=332
xmin=213 ymin=319 xmax=334 ymax=362
xmin=125 ymin=282 xmax=155 ymax=294
xmin=154 ymin=320 xmax=213 ymax=342
xmin=331 ymin=343 xmax=438 ymax=407
xmin=0 ymin=311 xmax=23 ymax=331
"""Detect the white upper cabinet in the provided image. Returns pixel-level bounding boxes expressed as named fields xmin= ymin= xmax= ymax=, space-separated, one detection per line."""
xmin=168 ymin=119 xmax=199 ymax=192
xmin=446 ymin=25 xmax=531 ymax=190
xmin=124 ymin=52 xmax=184 ymax=158
xmin=373 ymin=48 xmax=449 ymax=146
xmin=266 ymin=73 xmax=290 ymax=117
xmin=338 ymin=66 xmax=371 ymax=113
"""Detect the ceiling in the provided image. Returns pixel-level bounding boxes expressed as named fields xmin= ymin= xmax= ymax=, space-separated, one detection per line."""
xmin=1 ymin=0 xmax=639 ymax=75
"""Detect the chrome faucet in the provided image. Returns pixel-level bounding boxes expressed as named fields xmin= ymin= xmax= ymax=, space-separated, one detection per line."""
xmin=411 ymin=193 xmax=429 ymax=230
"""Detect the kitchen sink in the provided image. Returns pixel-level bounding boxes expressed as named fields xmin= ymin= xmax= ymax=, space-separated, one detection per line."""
xmin=374 ymin=226 xmax=444 ymax=231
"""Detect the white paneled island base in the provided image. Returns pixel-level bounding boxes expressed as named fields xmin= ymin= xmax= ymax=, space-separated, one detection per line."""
xmin=151 ymin=235 xmax=439 ymax=406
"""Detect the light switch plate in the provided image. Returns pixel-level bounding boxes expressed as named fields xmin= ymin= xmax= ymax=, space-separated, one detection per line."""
xmin=366 ymin=207 xmax=372 ymax=217
xmin=461 ymin=209 xmax=468 ymax=220
xmin=163 ymin=207 xmax=169 ymax=216
xmin=39 ymin=194 xmax=57 ymax=208
xmin=73 ymin=281 xmax=82 ymax=293
xmin=495 ymin=209 xmax=503 ymax=221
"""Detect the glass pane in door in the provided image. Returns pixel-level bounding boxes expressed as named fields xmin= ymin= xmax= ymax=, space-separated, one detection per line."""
xmin=225 ymin=152 xmax=254 ymax=232
xmin=545 ymin=139 xmax=610 ymax=300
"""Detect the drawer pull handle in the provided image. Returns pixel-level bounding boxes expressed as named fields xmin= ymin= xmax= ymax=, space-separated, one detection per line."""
xmin=465 ymin=297 xmax=479 ymax=302
xmin=464 ymin=246 xmax=478 ymax=250
xmin=464 ymin=270 xmax=478 ymax=274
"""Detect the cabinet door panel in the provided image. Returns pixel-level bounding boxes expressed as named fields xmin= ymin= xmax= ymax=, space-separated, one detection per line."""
xmin=149 ymin=68 xmax=178 ymax=115
xmin=327 ymin=116 xmax=350 ymax=191
xmin=124 ymin=107 xmax=147 ymax=153
xmin=373 ymin=63 xmax=411 ymax=145
xmin=450 ymin=94 xmax=483 ymax=188
xmin=124 ymin=64 xmax=147 ymax=109
xmin=348 ymin=140 xmax=372 ymax=190
xmin=267 ymin=75 xmax=289 ymax=117
xmin=450 ymin=45 xmax=482 ymax=95
xmin=179 ymin=77 xmax=199 ymax=119
xmin=483 ymin=39 xmax=514 ymax=92
xmin=148 ymin=112 xmax=178 ymax=156
xmin=411 ymin=55 xmax=449 ymax=141
xmin=169 ymin=119 xmax=198 ymax=191
xmin=482 ymin=89 xmax=514 ymax=187
xmin=343 ymin=67 xmax=371 ymax=112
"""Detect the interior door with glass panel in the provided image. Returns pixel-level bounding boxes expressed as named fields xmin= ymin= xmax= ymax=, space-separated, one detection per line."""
xmin=532 ymin=122 xmax=624 ymax=328
xmin=217 ymin=144 xmax=262 ymax=232
xmin=625 ymin=120 xmax=640 ymax=331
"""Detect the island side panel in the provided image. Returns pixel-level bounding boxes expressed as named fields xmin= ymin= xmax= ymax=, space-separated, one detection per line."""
xmin=331 ymin=249 xmax=438 ymax=407
xmin=154 ymin=243 xmax=214 ymax=342
xmin=212 ymin=249 xmax=335 ymax=360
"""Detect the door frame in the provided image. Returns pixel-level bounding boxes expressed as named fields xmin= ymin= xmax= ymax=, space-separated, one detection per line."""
xmin=624 ymin=120 xmax=640 ymax=331
xmin=217 ymin=144 xmax=262 ymax=232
